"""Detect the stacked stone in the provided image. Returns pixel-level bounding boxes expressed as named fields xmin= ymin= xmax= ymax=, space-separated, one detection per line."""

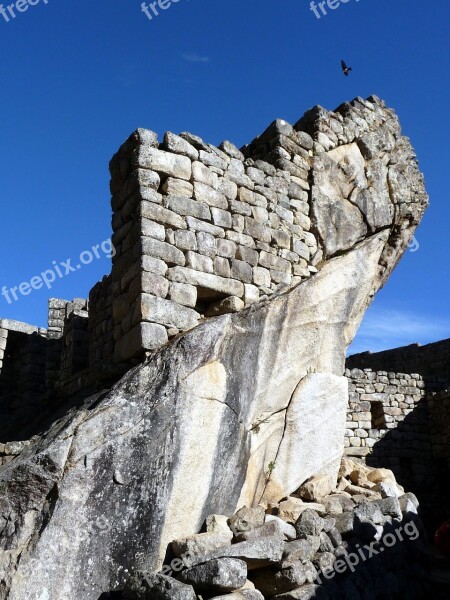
xmin=345 ymin=368 xmax=427 ymax=459
xmin=58 ymin=299 xmax=89 ymax=385
xmin=109 ymin=124 xmax=318 ymax=362
xmin=347 ymin=337 xmax=450 ymax=383
xmin=45 ymin=298 xmax=68 ymax=390
xmin=89 ymin=275 xmax=114 ymax=370
xmin=0 ymin=320 xmax=46 ymax=436
xmin=46 ymin=298 xmax=89 ymax=391
xmin=124 ymin=466 xmax=427 ymax=600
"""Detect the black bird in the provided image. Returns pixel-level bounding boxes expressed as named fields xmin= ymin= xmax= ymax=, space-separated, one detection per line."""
xmin=341 ymin=60 xmax=352 ymax=76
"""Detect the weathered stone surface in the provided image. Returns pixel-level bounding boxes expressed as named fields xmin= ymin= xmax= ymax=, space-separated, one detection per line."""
xmin=172 ymin=531 xmax=233 ymax=559
xmin=229 ymin=506 xmax=266 ymax=534
xmin=138 ymin=146 xmax=192 ymax=180
xmin=0 ymin=98 xmax=429 ymax=600
xmin=211 ymin=536 xmax=285 ymax=570
xmin=140 ymin=294 xmax=200 ymax=330
xmin=295 ymin=509 xmax=325 ymax=538
xmin=168 ymin=267 xmax=245 ymax=299
xmin=178 ymin=558 xmax=247 ymax=593
xmin=296 ymin=475 xmax=333 ymax=503
xmin=209 ymin=591 xmax=264 ymax=600
xmin=124 ymin=572 xmax=197 ymax=599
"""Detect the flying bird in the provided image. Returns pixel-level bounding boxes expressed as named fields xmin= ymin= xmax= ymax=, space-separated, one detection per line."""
xmin=341 ymin=60 xmax=352 ymax=77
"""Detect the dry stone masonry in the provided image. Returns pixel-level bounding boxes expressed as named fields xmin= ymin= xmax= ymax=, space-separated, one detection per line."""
xmin=0 ymin=96 xmax=433 ymax=600
xmin=108 ymin=94 xmax=427 ymax=362
xmin=344 ymin=361 xmax=450 ymax=527
xmin=0 ymin=95 xmax=428 ymax=407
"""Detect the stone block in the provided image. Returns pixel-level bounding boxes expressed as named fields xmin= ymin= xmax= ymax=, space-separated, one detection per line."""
xmin=161 ymin=177 xmax=194 ymax=197
xmin=186 ymin=251 xmax=214 ymax=274
xmin=232 ymin=214 xmax=245 ymax=232
xmin=253 ymin=266 xmax=271 ymax=287
xmin=186 ymin=216 xmax=225 ymax=238
xmin=231 ymin=259 xmax=253 ymax=284
xmin=114 ymin=322 xmax=168 ymax=361
xmin=168 ymin=282 xmax=197 ymax=308
xmin=226 ymin=231 xmax=255 ymax=248
xmin=137 ymin=146 xmax=192 ymax=180
xmin=140 ymin=294 xmax=200 ymax=330
xmin=216 ymin=238 xmax=237 ymax=258
xmin=244 ymin=284 xmax=259 ymax=305
xmin=270 ymin=269 xmax=292 ymax=285
xmin=197 ymin=231 xmax=217 ymax=257
xmin=230 ymin=199 xmax=252 ymax=216
xmin=140 ymin=255 xmax=168 ymax=276
xmin=214 ymin=257 xmax=231 ymax=278
xmin=244 ymin=217 xmax=272 ymax=243
xmin=192 ymin=161 xmax=218 ymax=188
xmin=217 ymin=178 xmax=238 ymax=200
xmin=165 ymin=196 xmax=211 ymax=221
xmin=141 ymin=201 xmax=186 ymax=230
xmin=168 ymin=267 xmax=244 ymax=299
xmin=206 ymin=296 xmax=245 ymax=316
xmin=141 ymin=237 xmax=186 ymax=266
xmin=236 ymin=245 xmax=259 ymax=267
xmin=174 ymin=230 xmax=198 ymax=251
xmin=211 ymin=207 xmax=233 ymax=228
xmin=259 ymin=251 xmax=291 ymax=272
xmin=139 ymin=272 xmax=170 ymax=298
xmin=163 ymin=131 xmax=199 ymax=160
xmin=194 ymin=182 xmax=228 ymax=209
xmin=271 ymin=229 xmax=291 ymax=249
xmin=141 ymin=218 xmax=166 ymax=241
xmin=292 ymin=239 xmax=310 ymax=261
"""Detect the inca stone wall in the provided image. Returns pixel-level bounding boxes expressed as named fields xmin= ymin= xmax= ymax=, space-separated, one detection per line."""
xmin=347 ymin=337 xmax=450 ymax=379
xmin=88 ymin=274 xmax=114 ymax=371
xmin=344 ymin=367 xmax=428 ymax=463
xmin=109 ymin=124 xmax=318 ymax=362
xmin=344 ymin=367 xmax=450 ymax=522
xmin=109 ymin=94 xmax=427 ymax=362
xmin=0 ymin=320 xmax=47 ymax=438
xmin=0 ymin=95 xmax=429 ymax=415
xmin=0 ymin=96 xmax=432 ymax=600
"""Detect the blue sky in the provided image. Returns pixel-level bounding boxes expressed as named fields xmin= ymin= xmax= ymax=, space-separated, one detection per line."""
xmin=0 ymin=0 xmax=448 ymax=355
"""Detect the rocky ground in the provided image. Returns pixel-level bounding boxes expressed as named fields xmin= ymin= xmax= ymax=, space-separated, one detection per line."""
xmin=121 ymin=458 xmax=433 ymax=599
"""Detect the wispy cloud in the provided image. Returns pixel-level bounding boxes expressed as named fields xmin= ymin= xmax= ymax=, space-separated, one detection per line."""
xmin=182 ymin=52 xmax=211 ymax=63
xmin=348 ymin=307 xmax=450 ymax=356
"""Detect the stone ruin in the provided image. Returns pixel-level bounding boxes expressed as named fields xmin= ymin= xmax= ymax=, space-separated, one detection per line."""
xmin=2 ymin=96 xmax=445 ymax=600
xmin=0 ymin=94 xmax=427 ymax=415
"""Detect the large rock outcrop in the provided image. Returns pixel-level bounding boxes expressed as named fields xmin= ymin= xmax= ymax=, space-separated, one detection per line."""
xmin=0 ymin=96 xmax=428 ymax=600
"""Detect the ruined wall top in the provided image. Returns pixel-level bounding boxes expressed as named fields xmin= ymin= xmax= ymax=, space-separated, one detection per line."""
xmin=108 ymin=95 xmax=428 ymax=362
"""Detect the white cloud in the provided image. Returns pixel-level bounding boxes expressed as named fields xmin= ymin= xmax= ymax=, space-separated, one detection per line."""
xmin=182 ymin=53 xmax=211 ymax=63
xmin=348 ymin=307 xmax=450 ymax=356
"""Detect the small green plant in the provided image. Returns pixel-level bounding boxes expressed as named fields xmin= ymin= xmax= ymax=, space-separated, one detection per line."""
xmin=266 ymin=460 xmax=276 ymax=480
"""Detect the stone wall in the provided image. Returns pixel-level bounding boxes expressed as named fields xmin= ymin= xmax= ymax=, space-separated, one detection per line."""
xmin=344 ymin=367 xmax=450 ymax=524
xmin=347 ymin=338 xmax=450 ymax=380
xmin=88 ymin=274 xmax=114 ymax=371
xmin=0 ymin=95 xmax=429 ymax=410
xmin=108 ymin=124 xmax=318 ymax=362
xmin=344 ymin=367 xmax=428 ymax=464
xmin=0 ymin=320 xmax=47 ymax=438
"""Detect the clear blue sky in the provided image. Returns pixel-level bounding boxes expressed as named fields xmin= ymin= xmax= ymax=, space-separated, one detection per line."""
xmin=0 ymin=0 xmax=448 ymax=354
